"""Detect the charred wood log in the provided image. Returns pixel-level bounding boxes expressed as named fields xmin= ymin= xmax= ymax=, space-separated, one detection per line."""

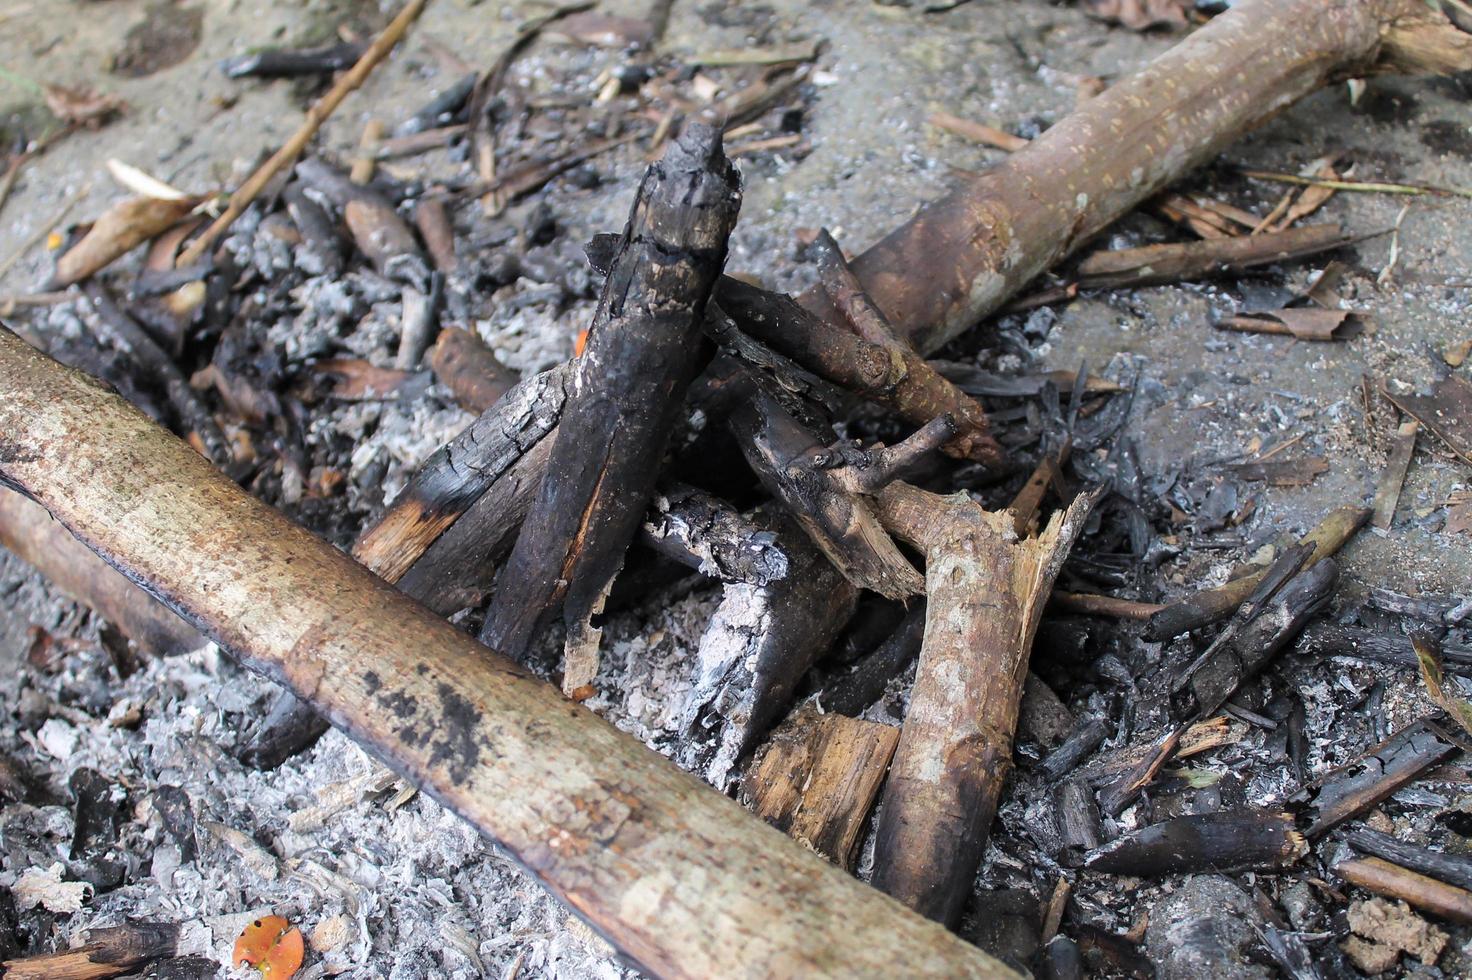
xmin=0 ymin=329 xmax=1014 ymax=980
xmin=1039 ymin=715 xmax=1110 ymax=783
xmin=868 ymin=482 xmax=1100 ymax=924
xmin=482 ymin=124 xmax=741 ymax=681
xmin=1082 ymin=811 xmax=1306 ymax=877
xmin=1298 ymin=622 xmax=1472 ymax=670
xmin=818 ymin=601 xmax=926 ymax=716
xmin=1 ymin=921 xmax=181 ymax=980
xmin=1347 ymin=827 xmax=1472 ymax=893
xmin=1147 ymin=505 xmax=1368 ymax=641
xmin=679 ymin=507 xmax=858 ymax=787
xmin=1288 ymin=718 xmax=1462 ymax=839
xmin=1052 ymin=778 xmax=1101 ymax=860
xmin=717 ymin=279 xmax=1003 ymax=469
xmin=1175 ymin=559 xmax=1338 ymax=718
xmin=726 ymin=391 xmax=942 ymax=599
xmin=352 ymin=362 xmax=569 ymax=584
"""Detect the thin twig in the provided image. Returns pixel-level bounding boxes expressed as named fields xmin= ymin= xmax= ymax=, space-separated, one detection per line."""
xmin=176 ymin=0 xmax=429 ymax=267
xmin=1241 ymin=169 xmax=1472 ymax=199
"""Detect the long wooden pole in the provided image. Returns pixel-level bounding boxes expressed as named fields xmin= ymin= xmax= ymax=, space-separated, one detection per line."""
xmin=0 ymin=328 xmax=1014 ymax=979
xmin=823 ymin=0 xmax=1472 ymax=354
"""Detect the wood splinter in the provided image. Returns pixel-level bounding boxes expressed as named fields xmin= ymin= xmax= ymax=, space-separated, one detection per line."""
xmin=741 ymin=704 xmax=899 ymax=871
xmin=868 ymin=482 xmax=1102 ymax=924
xmin=482 ymin=123 xmax=741 ymax=691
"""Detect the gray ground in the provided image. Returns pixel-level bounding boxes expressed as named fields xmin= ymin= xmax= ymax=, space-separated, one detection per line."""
xmin=1 ymin=0 xmax=1470 ymax=977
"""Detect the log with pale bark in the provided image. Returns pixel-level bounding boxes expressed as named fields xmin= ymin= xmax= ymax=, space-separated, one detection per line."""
xmin=867 ymin=482 xmax=1102 ymax=924
xmin=819 ymin=0 xmax=1472 ymax=355
xmin=482 ymin=124 xmax=741 ymax=684
xmin=0 ymin=329 xmax=1015 ymax=980
xmin=0 ymin=488 xmax=204 ymax=658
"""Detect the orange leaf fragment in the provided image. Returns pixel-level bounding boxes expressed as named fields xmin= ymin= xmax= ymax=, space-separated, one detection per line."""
xmin=574 ymin=327 xmax=591 ymax=357
xmin=234 ymin=914 xmax=305 ymax=980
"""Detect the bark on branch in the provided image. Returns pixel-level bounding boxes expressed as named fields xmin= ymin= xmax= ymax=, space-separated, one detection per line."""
xmin=868 ymin=483 xmax=1102 ymax=924
xmin=817 ymin=0 xmax=1472 ymax=354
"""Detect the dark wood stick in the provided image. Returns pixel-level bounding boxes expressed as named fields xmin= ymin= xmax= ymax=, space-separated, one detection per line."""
xmin=726 ymin=390 xmax=928 ymax=599
xmin=680 ymin=508 xmax=859 ymax=786
xmin=1082 ymin=811 xmax=1305 ymax=877
xmin=1289 ymin=718 xmax=1462 ymax=838
xmin=82 ymin=281 xmax=229 ymax=467
xmin=817 ymin=0 xmax=1472 ymax=355
xmin=717 ymin=279 xmax=1003 ymax=470
xmin=1039 ymin=715 xmax=1110 ymax=783
xmin=808 ymin=230 xmax=1002 ymax=466
xmin=0 ymin=489 xmax=205 ymax=657
xmin=868 ymin=482 xmax=1100 ymax=924
xmin=742 ymin=705 xmax=899 ymax=871
xmin=427 ymin=325 xmax=518 ymax=414
xmin=352 ymin=362 xmax=570 ymax=583
xmin=1 ymin=921 xmax=182 ymax=980
xmin=1347 ymin=827 xmax=1472 ymax=892
xmin=1069 ymin=224 xmax=1355 ymax=290
xmin=818 ymin=601 xmax=927 ymax=716
xmin=1179 ymin=558 xmax=1338 ymax=717
xmin=481 ymin=124 xmax=740 ymax=677
xmin=1146 ymin=505 xmax=1368 ymax=640
xmin=1335 ymin=856 xmax=1472 ymax=924
xmin=0 ymin=328 xmax=1015 ymax=980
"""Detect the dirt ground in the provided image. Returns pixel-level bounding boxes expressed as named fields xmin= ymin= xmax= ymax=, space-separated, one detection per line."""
xmin=1 ymin=1 xmax=1471 ymax=978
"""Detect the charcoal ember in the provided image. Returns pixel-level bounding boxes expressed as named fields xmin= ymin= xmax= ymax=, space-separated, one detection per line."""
xmin=67 ymin=768 xmax=127 ymax=891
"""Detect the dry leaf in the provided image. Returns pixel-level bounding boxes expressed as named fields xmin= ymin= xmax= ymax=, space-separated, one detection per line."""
xmin=1082 ymin=0 xmax=1192 ymax=31
xmin=43 ymin=83 xmax=126 ymax=128
xmin=53 ymin=194 xmax=200 ymax=286
xmin=1217 ymin=309 xmax=1364 ymax=341
xmin=1444 ymin=337 xmax=1471 ymax=368
xmin=234 ymin=914 xmax=305 ymax=980
xmin=1413 ymin=632 xmax=1472 ymax=737
xmin=1383 ymin=374 xmax=1472 ymax=467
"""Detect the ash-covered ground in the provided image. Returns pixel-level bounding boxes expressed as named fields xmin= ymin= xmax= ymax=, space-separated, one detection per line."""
xmin=2 ymin=1 xmax=1472 ymax=977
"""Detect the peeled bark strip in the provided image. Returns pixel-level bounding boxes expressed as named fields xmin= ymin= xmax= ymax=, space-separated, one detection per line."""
xmin=0 ymin=330 xmax=1014 ymax=980
xmin=352 ymin=362 xmax=570 ymax=584
xmin=0 ymin=489 xmax=204 ymax=657
xmin=1147 ymin=504 xmax=1369 ymax=640
xmin=1348 ymin=827 xmax=1472 ymax=893
xmin=1084 ymin=810 xmax=1306 ymax=877
xmin=482 ymin=124 xmax=741 ymax=671
xmin=742 ymin=705 xmax=900 ymax=871
xmin=826 ymin=0 xmax=1472 ymax=354
xmin=869 ymin=484 xmax=1101 ymax=924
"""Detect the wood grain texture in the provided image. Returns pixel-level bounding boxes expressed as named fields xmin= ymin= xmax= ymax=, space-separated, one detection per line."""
xmin=743 ymin=706 xmax=899 ymax=870
xmin=0 ymin=329 xmax=1013 ymax=979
